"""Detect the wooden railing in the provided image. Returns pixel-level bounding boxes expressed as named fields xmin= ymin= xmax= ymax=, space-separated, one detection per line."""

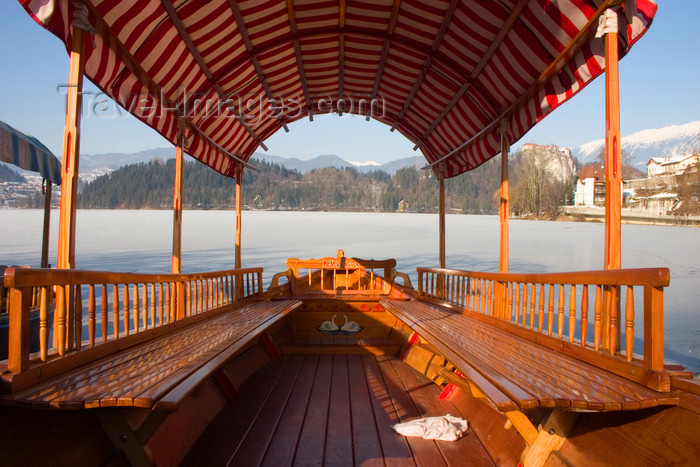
xmin=2 ymin=267 xmax=263 ymax=383
xmin=280 ymin=249 xmax=402 ymax=294
xmin=417 ymin=267 xmax=670 ymax=391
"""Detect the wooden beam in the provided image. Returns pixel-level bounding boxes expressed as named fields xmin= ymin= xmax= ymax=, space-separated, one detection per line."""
xmin=505 ymin=410 xmax=538 ymax=446
xmin=96 ymin=410 xmax=154 ymax=467
xmin=172 ymin=143 xmax=183 ymax=274
xmin=338 ymin=0 xmax=346 ymax=115
xmin=194 ymin=25 xmax=474 ymax=116
xmin=160 ymin=0 xmax=268 ymax=152
xmin=41 ymin=180 xmax=52 ymax=269
xmin=521 ymin=411 xmax=578 ymax=467
xmin=413 ymin=0 xmax=529 ymax=149
xmin=57 ymin=28 xmax=85 ymax=270
xmin=644 ymin=285 xmax=667 ymax=390
xmin=286 ymin=0 xmax=313 ymax=121
xmin=8 ymin=287 xmax=31 ymax=373
xmin=394 ymin=0 xmax=461 ymax=126
xmin=424 ymin=0 xmax=621 ymax=172
xmin=227 ymin=0 xmax=289 ymax=132
xmin=366 ymin=0 xmax=402 ymax=121
xmin=81 ymin=1 xmax=253 ymax=173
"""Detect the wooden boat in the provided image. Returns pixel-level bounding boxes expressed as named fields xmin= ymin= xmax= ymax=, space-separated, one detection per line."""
xmin=3 ymin=0 xmax=699 ymax=465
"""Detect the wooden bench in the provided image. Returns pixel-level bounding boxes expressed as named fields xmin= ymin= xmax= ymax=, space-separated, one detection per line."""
xmin=380 ymin=298 xmax=678 ymax=465
xmin=1 ymin=298 xmax=301 ymax=411
xmin=381 ymin=299 xmax=677 ymax=413
xmin=1 ymin=266 xmax=302 ymax=465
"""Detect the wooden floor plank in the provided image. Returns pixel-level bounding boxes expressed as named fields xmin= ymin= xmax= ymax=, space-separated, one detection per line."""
xmin=185 ymin=354 xmax=496 ymax=466
xmin=389 ymin=358 xmax=495 ymax=467
xmin=181 ymin=356 xmax=291 ymax=466
xmin=348 ymin=355 xmax=385 ymax=467
xmin=324 ymin=355 xmax=354 ymax=466
xmin=261 ymin=355 xmax=319 ymax=467
xmin=377 ymin=355 xmax=447 ymax=467
xmin=227 ymin=354 xmax=305 ymax=466
xmin=361 ymin=354 xmax=416 ymax=467
xmin=293 ymin=354 xmax=334 ymax=466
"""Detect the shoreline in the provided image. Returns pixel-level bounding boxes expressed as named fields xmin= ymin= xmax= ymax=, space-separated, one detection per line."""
xmin=3 ymin=205 xmax=700 ymax=227
xmin=558 ymin=206 xmax=700 ymax=227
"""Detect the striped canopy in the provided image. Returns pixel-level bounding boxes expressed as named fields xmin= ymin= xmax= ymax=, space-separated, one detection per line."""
xmin=0 ymin=120 xmax=62 ymax=185
xmin=21 ymin=0 xmax=656 ymax=179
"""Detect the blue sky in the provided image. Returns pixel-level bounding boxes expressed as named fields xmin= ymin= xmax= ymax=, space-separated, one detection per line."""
xmin=0 ymin=1 xmax=697 ymax=164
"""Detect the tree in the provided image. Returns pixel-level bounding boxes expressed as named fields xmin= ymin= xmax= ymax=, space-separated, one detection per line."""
xmin=595 ymin=147 xmax=643 ymax=180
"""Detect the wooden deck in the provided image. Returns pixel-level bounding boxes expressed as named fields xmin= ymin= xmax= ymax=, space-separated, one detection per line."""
xmin=183 ymin=354 xmax=493 ymax=466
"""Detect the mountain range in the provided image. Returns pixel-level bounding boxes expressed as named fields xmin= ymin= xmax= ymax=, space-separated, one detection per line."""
xmin=71 ymin=146 xmax=426 ymax=176
xmin=6 ymin=121 xmax=697 ymax=178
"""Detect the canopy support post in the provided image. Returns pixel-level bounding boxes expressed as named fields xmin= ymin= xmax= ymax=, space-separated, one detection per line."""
xmin=41 ymin=180 xmax=52 ymax=269
xmin=172 ymin=142 xmax=183 ymax=273
xmin=235 ymin=164 xmax=243 ymax=270
xmin=499 ymin=123 xmax=509 ymax=274
xmin=438 ymin=165 xmax=445 ymax=269
xmin=57 ymin=28 xmax=84 ymax=270
xmin=603 ymin=12 xmax=622 ymax=350
xmin=604 ymin=22 xmax=622 ymax=270
xmin=497 ymin=124 xmax=510 ymax=319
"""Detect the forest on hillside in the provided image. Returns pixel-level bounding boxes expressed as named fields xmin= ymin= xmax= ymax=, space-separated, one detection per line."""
xmin=74 ymin=152 xmax=574 ymax=215
xmin=0 ymin=164 xmax=26 ymax=183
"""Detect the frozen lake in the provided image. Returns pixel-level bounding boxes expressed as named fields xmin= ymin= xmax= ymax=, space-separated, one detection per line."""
xmin=2 ymin=208 xmax=698 ymax=372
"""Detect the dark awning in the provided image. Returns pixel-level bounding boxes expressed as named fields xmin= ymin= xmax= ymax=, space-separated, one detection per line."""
xmin=0 ymin=120 xmax=62 ymax=185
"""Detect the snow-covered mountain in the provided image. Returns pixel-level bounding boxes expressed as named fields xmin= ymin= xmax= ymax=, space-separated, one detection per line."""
xmin=572 ymin=121 xmax=700 ymax=169
xmin=72 ymin=148 xmax=424 ymax=176
xmin=251 ymin=152 xmax=423 ymax=175
xmin=79 ymin=147 xmax=177 ymax=171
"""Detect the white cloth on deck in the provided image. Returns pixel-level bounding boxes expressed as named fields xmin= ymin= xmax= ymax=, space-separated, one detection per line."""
xmin=392 ymin=414 xmax=468 ymax=442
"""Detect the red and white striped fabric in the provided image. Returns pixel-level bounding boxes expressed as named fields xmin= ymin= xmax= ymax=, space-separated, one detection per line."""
xmin=21 ymin=0 xmax=657 ymax=179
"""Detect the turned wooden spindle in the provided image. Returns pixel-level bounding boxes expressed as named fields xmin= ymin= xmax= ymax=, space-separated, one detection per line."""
xmin=625 ymin=285 xmax=635 ymax=361
xmin=74 ymin=286 xmax=82 ymax=351
xmin=594 ymin=285 xmax=602 ymax=351
xmin=537 ymin=285 xmax=544 ymax=332
xmin=101 ymin=285 xmax=108 ymax=343
xmin=610 ymin=286 xmax=620 ymax=356
xmin=112 ymin=284 xmax=120 ymax=339
xmin=529 ymin=283 xmax=536 ymax=330
xmin=39 ymin=286 xmax=50 ymax=361
xmin=123 ymin=283 xmax=130 ymax=336
xmin=487 ymin=280 xmax=493 ymax=315
xmin=557 ymin=285 xmax=565 ymax=339
xmin=521 ymin=283 xmax=528 ymax=327
xmin=88 ymin=284 xmax=95 ymax=347
xmin=142 ymin=283 xmax=148 ymax=329
xmin=547 ymin=284 xmax=554 ymax=336
xmin=133 ymin=284 xmax=139 ymax=333
xmin=568 ymin=285 xmax=576 ymax=343
xmin=150 ymin=283 xmax=156 ymax=328
xmin=581 ymin=285 xmax=589 ymax=347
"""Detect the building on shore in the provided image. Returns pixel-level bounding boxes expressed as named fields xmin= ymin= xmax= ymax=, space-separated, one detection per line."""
xmin=573 ymin=164 xmax=606 ymax=207
xmin=647 ymin=153 xmax=699 ymax=178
